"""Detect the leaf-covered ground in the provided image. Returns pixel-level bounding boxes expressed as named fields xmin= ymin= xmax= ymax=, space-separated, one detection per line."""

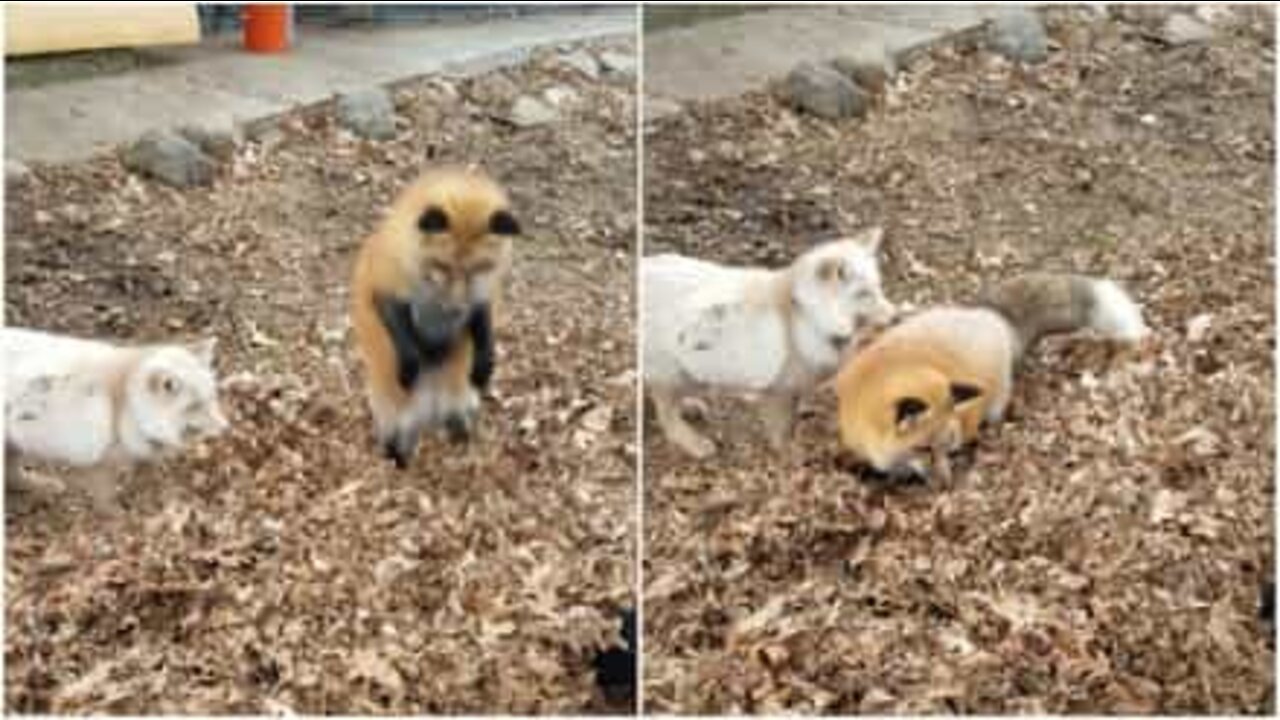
xmin=5 ymin=37 xmax=636 ymax=714
xmin=643 ymin=7 xmax=1274 ymax=714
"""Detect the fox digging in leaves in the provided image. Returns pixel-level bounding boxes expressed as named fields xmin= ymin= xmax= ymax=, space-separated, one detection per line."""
xmin=352 ymin=166 xmax=520 ymax=468
xmin=836 ymin=273 xmax=1149 ymax=484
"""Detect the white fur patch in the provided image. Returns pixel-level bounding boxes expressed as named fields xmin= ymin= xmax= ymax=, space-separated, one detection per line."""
xmin=642 ymin=231 xmax=893 ymax=393
xmin=676 ymin=299 xmax=789 ymax=390
xmin=642 ymin=255 xmax=789 ymax=391
xmin=4 ymin=327 xmax=228 ymax=467
xmin=1087 ymin=279 xmax=1149 ymax=342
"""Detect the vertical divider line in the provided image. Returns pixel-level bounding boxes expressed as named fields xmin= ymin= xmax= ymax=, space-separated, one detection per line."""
xmin=633 ymin=1 xmax=646 ymax=714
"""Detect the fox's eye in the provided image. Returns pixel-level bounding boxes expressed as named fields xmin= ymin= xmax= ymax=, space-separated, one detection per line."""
xmin=148 ymin=373 xmax=183 ymax=398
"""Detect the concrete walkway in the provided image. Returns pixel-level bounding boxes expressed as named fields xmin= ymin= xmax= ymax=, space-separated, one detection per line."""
xmin=644 ymin=4 xmax=1029 ymax=105
xmin=6 ymin=7 xmax=635 ymax=164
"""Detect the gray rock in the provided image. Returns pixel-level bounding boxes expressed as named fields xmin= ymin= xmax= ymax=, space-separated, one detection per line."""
xmin=1108 ymin=5 xmax=1177 ymax=28
xmin=335 ymin=87 xmax=397 ymax=140
xmin=177 ymin=123 xmax=238 ymax=162
xmin=831 ymin=52 xmax=895 ymax=96
xmin=559 ymin=50 xmax=600 ymax=80
xmin=508 ymin=96 xmax=558 ymax=128
xmin=120 ymin=130 xmax=215 ymax=187
xmin=1163 ymin=13 xmax=1214 ymax=45
xmin=645 ymin=97 xmax=683 ymax=123
xmin=781 ymin=62 xmax=869 ymax=120
xmin=468 ymin=73 xmax=520 ymax=105
xmin=5 ymin=160 xmax=31 ymax=183
xmin=598 ymin=50 xmax=637 ymax=77
xmin=543 ymin=85 xmax=580 ymax=108
xmin=987 ymin=11 xmax=1048 ymax=63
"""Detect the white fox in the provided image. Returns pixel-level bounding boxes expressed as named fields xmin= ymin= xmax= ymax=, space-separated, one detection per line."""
xmin=4 ymin=327 xmax=229 ymax=508
xmin=642 ymin=227 xmax=895 ymax=458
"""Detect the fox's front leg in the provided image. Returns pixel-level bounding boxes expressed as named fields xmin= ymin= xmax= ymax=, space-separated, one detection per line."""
xmin=758 ymin=391 xmax=797 ymax=450
xmin=5 ymin=447 xmax=67 ymax=497
xmin=649 ymin=384 xmax=715 ymax=459
xmin=374 ymin=293 xmax=426 ymax=390
xmin=467 ymin=302 xmax=495 ymax=392
xmin=69 ymin=466 xmax=122 ymax=514
xmin=429 ymin=332 xmax=478 ymax=446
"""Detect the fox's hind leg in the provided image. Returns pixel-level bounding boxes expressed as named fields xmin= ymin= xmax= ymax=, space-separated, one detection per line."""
xmin=650 ymin=384 xmax=715 ymax=459
xmin=369 ymin=391 xmax=420 ymax=469
xmin=4 ymin=446 xmax=66 ymax=497
xmin=983 ymin=370 xmax=1014 ymax=427
xmin=439 ymin=334 xmax=481 ymax=444
xmin=758 ymin=391 xmax=797 ymax=451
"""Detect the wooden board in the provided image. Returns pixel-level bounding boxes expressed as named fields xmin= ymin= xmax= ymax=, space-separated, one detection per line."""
xmin=5 ymin=4 xmax=200 ymax=57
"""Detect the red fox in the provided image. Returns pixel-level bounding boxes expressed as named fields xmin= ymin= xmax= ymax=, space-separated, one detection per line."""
xmin=350 ymin=166 xmax=520 ymax=468
xmin=835 ymin=273 xmax=1149 ymax=482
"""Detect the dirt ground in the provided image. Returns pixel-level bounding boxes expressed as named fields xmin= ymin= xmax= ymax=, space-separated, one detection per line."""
xmin=643 ymin=7 xmax=1274 ymax=714
xmin=5 ymin=37 xmax=636 ymax=714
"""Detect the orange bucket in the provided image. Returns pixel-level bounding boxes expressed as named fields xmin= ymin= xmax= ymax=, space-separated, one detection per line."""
xmin=243 ymin=4 xmax=292 ymax=53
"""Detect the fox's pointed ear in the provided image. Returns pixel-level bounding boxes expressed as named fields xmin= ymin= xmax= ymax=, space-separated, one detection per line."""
xmin=894 ymin=397 xmax=929 ymax=427
xmin=855 ymin=226 xmax=884 ymax=253
xmin=950 ymin=382 xmax=983 ymax=405
xmin=190 ymin=337 xmax=217 ymax=365
xmin=489 ymin=209 xmax=521 ymax=236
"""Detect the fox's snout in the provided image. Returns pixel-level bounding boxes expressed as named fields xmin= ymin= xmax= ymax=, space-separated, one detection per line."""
xmin=861 ymin=297 xmax=897 ymax=328
xmin=208 ymin=406 xmax=230 ymax=435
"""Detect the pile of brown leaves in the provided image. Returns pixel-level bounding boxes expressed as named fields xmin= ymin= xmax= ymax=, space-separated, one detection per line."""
xmin=5 ymin=37 xmax=636 ymax=714
xmin=643 ymin=6 xmax=1274 ymax=713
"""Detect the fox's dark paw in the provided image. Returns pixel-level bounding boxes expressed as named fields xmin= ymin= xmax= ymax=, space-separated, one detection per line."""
xmin=444 ymin=413 xmax=471 ymax=445
xmin=397 ymin=358 xmax=420 ymax=391
xmin=470 ymin=354 xmax=494 ymax=391
xmin=380 ymin=431 xmax=417 ymax=469
xmin=381 ymin=439 xmax=409 ymax=469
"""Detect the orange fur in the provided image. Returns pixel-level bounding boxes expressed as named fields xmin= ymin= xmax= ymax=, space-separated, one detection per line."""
xmin=351 ymin=165 xmax=514 ymax=443
xmin=835 ymin=307 xmax=1013 ymax=475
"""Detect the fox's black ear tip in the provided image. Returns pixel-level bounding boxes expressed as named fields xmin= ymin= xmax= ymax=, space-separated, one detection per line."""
xmin=894 ymin=397 xmax=929 ymax=424
xmin=950 ymin=382 xmax=983 ymax=404
xmin=490 ymin=209 xmax=521 ymax=236
xmin=418 ymin=206 xmax=449 ymax=233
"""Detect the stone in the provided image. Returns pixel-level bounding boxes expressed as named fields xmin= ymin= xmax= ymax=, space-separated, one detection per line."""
xmin=508 ymin=96 xmax=558 ymax=128
xmin=559 ymin=50 xmax=600 ymax=80
xmin=177 ymin=123 xmax=238 ymax=162
xmin=598 ymin=50 xmax=637 ymax=78
xmin=120 ymin=130 xmax=215 ymax=187
xmin=781 ymin=62 xmax=869 ymax=121
xmin=1194 ymin=5 xmax=1235 ymax=26
xmin=831 ymin=51 xmax=895 ymax=96
xmin=467 ymin=73 xmax=520 ymax=105
xmin=543 ymin=86 xmax=580 ymax=108
xmin=645 ymin=97 xmax=683 ymax=123
xmin=6 ymin=160 xmax=31 ymax=183
xmin=1108 ymin=5 xmax=1178 ymax=28
xmin=335 ymin=87 xmax=397 ymax=140
xmin=987 ymin=11 xmax=1049 ymax=63
xmin=1163 ymin=13 xmax=1214 ymax=45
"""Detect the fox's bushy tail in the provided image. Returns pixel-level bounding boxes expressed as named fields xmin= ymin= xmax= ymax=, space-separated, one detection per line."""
xmin=981 ymin=273 xmax=1149 ymax=355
